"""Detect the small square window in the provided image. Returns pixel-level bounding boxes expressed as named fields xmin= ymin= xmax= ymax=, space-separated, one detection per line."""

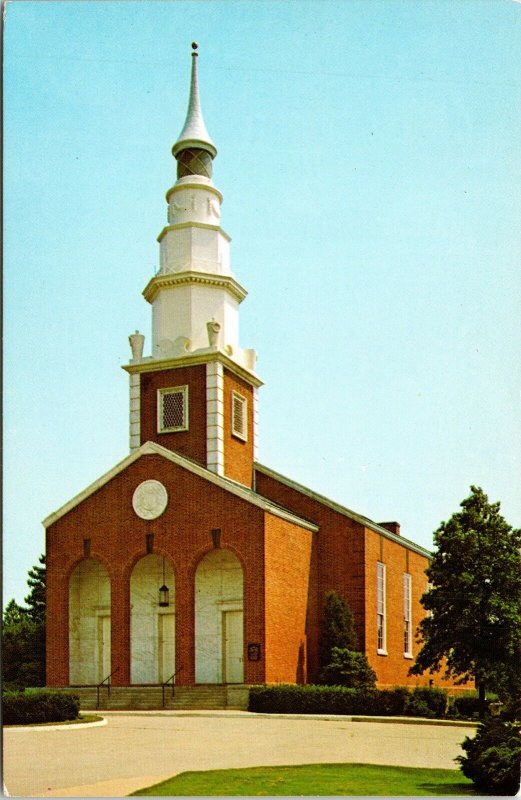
xmin=231 ymin=392 xmax=247 ymax=441
xmin=158 ymin=386 xmax=188 ymax=433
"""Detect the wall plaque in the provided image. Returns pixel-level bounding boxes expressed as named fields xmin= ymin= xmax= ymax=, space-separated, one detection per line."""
xmin=247 ymin=643 xmax=261 ymax=662
xmin=132 ymin=480 xmax=168 ymax=520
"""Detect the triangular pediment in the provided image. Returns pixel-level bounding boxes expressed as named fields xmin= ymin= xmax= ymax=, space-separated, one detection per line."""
xmin=43 ymin=441 xmax=317 ymax=532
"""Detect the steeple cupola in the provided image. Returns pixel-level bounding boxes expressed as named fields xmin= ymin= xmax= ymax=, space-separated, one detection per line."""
xmin=173 ymin=42 xmax=217 ymax=179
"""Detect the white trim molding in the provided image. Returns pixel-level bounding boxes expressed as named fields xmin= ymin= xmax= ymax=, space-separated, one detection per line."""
xmin=253 ymin=387 xmax=259 ymax=461
xmin=142 ymin=270 xmax=246 ymax=305
xmin=129 ymin=374 xmax=141 ymax=452
xmin=206 ymin=362 xmax=224 ymax=475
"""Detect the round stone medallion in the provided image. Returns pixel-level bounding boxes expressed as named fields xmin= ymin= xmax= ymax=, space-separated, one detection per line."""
xmin=132 ymin=480 xmax=168 ymax=520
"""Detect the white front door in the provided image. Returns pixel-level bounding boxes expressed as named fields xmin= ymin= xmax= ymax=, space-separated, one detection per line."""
xmin=97 ymin=615 xmax=111 ymax=683
xmin=158 ymin=613 xmax=176 ymax=683
xmin=222 ymin=610 xmax=243 ymax=683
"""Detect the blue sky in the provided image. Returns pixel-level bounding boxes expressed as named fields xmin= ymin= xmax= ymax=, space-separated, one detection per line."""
xmin=4 ymin=0 xmax=521 ymax=605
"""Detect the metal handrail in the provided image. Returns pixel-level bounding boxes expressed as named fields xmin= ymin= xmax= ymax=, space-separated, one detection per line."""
xmin=96 ymin=667 xmax=119 ymax=709
xmin=161 ymin=665 xmax=183 ymax=707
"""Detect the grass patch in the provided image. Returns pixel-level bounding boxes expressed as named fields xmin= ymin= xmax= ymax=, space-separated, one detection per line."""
xmin=5 ymin=714 xmax=103 ymax=727
xmin=130 ymin=763 xmax=479 ymax=796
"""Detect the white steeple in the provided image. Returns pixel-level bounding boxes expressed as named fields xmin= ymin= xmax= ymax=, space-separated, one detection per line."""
xmin=172 ymin=42 xmax=217 ymax=160
xmin=139 ymin=43 xmax=256 ymax=374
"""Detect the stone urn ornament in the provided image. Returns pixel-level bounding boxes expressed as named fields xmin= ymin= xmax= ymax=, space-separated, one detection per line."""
xmin=206 ymin=319 xmax=221 ymax=348
xmin=129 ymin=330 xmax=145 ymax=361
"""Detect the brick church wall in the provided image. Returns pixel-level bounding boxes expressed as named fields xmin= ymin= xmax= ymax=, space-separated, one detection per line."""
xmin=263 ymin=514 xmax=313 ymax=684
xmin=253 ymin=468 xmax=366 ymax=682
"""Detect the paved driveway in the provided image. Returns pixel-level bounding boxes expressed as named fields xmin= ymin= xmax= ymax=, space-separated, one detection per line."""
xmin=3 ymin=711 xmax=475 ymax=797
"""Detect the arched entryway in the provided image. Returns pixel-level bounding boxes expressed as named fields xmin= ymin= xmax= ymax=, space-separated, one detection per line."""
xmin=130 ymin=554 xmax=175 ymax=684
xmin=69 ymin=558 xmax=111 ymax=684
xmin=195 ymin=549 xmax=244 ymax=684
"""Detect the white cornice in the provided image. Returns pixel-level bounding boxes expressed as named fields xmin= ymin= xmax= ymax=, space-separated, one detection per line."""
xmin=157 ymin=222 xmax=231 ymax=243
xmin=142 ymin=270 xmax=247 ymax=305
xmin=43 ymin=441 xmax=317 ymax=533
xmin=122 ymin=350 xmax=263 ymax=387
xmin=254 ymin=463 xmax=432 ymax=559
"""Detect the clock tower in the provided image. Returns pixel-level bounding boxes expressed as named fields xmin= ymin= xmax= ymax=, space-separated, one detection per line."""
xmin=123 ymin=44 xmax=261 ymax=487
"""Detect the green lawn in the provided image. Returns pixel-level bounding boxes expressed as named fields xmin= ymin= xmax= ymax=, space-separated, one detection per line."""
xmin=131 ymin=763 xmax=479 ymax=796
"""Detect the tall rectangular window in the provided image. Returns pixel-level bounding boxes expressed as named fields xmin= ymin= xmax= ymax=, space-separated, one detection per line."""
xmin=377 ymin=561 xmax=387 ymax=654
xmin=231 ymin=391 xmax=248 ymax=441
xmin=158 ymin=386 xmax=188 ymax=433
xmin=403 ymin=572 xmax=412 ymax=657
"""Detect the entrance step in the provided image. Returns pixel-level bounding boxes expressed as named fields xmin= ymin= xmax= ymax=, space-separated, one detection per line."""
xmin=54 ymin=685 xmax=250 ymax=711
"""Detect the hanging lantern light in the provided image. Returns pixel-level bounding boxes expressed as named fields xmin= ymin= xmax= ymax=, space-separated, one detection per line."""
xmin=159 ymin=556 xmax=170 ymax=607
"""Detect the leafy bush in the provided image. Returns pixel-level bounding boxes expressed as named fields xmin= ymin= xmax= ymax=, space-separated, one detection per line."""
xmin=405 ymin=697 xmax=433 ymax=718
xmin=452 ymin=693 xmax=490 ymax=719
xmin=457 ymin=718 xmax=521 ymax=795
xmin=3 ymin=690 xmax=80 ymax=725
xmin=249 ymin=684 xmax=446 ymax=718
xmin=407 ymin=687 xmax=448 ymax=718
xmin=318 ymin=648 xmax=377 ymax=689
xmin=249 ymin=685 xmax=363 ymax=715
xmin=372 ymin=687 xmax=409 ymax=716
xmin=501 ymin=694 xmax=521 ymax=723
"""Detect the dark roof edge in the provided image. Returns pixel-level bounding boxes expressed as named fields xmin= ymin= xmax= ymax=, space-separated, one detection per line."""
xmin=254 ymin=462 xmax=432 ymax=559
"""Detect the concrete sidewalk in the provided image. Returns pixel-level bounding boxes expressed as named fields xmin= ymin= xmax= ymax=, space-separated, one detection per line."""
xmin=3 ymin=711 xmax=476 ymax=797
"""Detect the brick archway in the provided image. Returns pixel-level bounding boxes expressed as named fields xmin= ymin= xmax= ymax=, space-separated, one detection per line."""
xmin=130 ymin=554 xmax=176 ymax=684
xmin=69 ymin=558 xmax=111 ymax=684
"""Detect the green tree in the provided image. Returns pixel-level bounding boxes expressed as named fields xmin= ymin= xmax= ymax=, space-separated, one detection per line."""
xmin=25 ymin=554 xmax=46 ymax=626
xmin=410 ymin=487 xmax=521 ymax=708
xmin=318 ymin=591 xmax=358 ymax=670
xmin=3 ymin=598 xmax=29 ymax=627
xmin=318 ymin=647 xmax=377 ymax=689
xmin=2 ymin=555 xmax=46 ymax=689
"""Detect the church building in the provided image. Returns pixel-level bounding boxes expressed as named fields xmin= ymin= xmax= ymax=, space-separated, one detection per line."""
xmin=44 ymin=45 xmax=451 ymax=704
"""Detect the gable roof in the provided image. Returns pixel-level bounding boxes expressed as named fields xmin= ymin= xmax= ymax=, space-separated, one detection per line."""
xmin=254 ymin=462 xmax=432 ymax=558
xmin=42 ymin=441 xmax=318 ymax=532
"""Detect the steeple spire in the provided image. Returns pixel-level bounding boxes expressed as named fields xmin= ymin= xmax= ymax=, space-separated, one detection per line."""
xmin=172 ymin=43 xmax=217 ymax=177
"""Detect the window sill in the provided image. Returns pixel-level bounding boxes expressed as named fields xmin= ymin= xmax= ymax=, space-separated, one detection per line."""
xmin=377 ymin=649 xmax=388 ymax=656
xmin=403 ymin=653 xmax=414 ymax=660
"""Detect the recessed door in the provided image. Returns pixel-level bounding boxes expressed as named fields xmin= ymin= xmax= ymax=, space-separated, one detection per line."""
xmin=222 ymin=610 xmax=243 ymax=684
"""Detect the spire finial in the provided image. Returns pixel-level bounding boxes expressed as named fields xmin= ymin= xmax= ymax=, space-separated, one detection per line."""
xmin=172 ymin=43 xmax=217 ymax=162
